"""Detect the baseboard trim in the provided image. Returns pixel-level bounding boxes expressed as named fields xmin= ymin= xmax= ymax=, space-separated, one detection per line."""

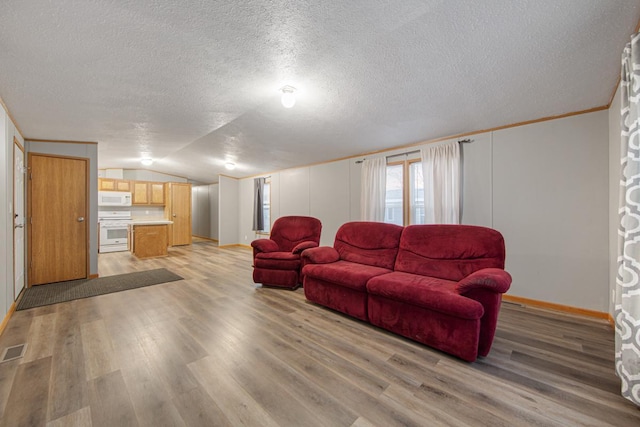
xmin=0 ymin=302 xmax=17 ymax=337
xmin=219 ymin=244 xmax=252 ymax=250
xmin=89 ymin=274 xmax=99 ymax=279
xmin=192 ymin=235 xmax=219 ymax=242
xmin=502 ymin=295 xmax=609 ymax=321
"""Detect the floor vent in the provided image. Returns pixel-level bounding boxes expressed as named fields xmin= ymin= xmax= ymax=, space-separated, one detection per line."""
xmin=0 ymin=344 xmax=27 ymax=363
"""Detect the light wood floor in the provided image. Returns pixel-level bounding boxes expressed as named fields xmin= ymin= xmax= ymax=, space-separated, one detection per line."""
xmin=0 ymin=242 xmax=638 ymax=426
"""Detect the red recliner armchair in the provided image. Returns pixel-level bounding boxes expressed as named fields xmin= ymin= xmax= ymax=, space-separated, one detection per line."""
xmin=251 ymin=216 xmax=322 ymax=289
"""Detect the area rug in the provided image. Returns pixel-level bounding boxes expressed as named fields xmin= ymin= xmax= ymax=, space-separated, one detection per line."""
xmin=16 ymin=268 xmax=183 ymax=310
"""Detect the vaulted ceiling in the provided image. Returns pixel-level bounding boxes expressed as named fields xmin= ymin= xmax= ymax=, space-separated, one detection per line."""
xmin=1 ymin=1 xmax=639 ymax=183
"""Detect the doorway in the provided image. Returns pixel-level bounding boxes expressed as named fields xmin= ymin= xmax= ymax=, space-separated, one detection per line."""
xmin=13 ymin=138 xmax=25 ymax=299
xmin=28 ymin=153 xmax=89 ymax=286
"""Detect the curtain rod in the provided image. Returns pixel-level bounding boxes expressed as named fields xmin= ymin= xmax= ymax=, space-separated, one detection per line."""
xmin=355 ymin=139 xmax=473 ymax=164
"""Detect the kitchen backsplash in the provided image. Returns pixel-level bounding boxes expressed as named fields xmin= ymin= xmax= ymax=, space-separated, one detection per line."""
xmin=130 ymin=206 xmax=165 ymax=219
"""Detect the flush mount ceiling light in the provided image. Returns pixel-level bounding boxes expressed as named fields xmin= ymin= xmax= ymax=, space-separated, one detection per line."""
xmin=225 ymin=162 xmax=236 ymax=170
xmin=141 ymin=157 xmax=153 ymax=166
xmin=280 ymin=85 xmax=297 ymax=108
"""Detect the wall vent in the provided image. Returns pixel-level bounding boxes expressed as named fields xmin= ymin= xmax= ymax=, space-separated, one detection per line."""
xmin=0 ymin=344 xmax=27 ymax=363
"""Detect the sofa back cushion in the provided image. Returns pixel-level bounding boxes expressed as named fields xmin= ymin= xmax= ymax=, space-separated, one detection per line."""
xmin=270 ymin=216 xmax=322 ymax=252
xmin=395 ymin=225 xmax=505 ymax=281
xmin=334 ymin=222 xmax=403 ymax=269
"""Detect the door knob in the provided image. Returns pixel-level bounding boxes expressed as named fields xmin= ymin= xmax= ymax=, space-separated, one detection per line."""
xmin=172 ymin=214 xmax=176 ymax=217
xmin=77 ymin=217 xmax=85 ymax=222
xmin=14 ymin=224 xmax=23 ymax=229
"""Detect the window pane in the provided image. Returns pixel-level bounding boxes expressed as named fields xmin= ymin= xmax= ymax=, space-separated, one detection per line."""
xmin=385 ymin=164 xmax=403 ymax=226
xmin=263 ymin=183 xmax=271 ymax=233
xmin=409 ymin=162 xmax=425 ymax=224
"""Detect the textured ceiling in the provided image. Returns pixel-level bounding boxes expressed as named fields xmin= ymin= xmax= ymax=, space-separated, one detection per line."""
xmin=1 ymin=0 xmax=639 ymax=183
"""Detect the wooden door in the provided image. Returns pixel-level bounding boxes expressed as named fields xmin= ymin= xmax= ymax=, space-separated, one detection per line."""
xmin=169 ymin=183 xmax=192 ymax=246
xmin=28 ymin=154 xmax=88 ymax=285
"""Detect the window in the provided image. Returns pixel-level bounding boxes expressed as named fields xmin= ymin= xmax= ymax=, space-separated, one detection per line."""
xmin=261 ymin=181 xmax=271 ymax=233
xmin=409 ymin=161 xmax=425 ymax=225
xmin=384 ymin=159 xmax=424 ymax=226
xmin=384 ymin=164 xmax=404 ymax=226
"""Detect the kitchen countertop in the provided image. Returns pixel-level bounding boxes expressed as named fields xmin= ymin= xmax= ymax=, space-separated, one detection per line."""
xmin=130 ymin=220 xmax=173 ymax=225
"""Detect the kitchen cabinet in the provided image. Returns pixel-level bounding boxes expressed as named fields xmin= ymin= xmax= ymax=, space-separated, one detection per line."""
xmin=98 ymin=178 xmax=131 ymax=192
xmin=131 ymin=224 xmax=168 ymax=258
xmin=165 ymin=182 xmax=192 ymax=246
xmin=132 ymin=181 xmax=165 ymax=205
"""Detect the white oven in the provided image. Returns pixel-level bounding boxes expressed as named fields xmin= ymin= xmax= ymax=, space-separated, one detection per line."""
xmin=99 ymin=211 xmax=132 ymax=253
xmin=98 ymin=191 xmax=132 ymax=207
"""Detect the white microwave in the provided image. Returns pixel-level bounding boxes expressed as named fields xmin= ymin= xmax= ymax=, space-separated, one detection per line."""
xmin=98 ymin=191 xmax=132 ymax=206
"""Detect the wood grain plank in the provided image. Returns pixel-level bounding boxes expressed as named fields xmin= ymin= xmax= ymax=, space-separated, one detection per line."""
xmin=21 ymin=312 xmax=57 ymax=363
xmin=87 ymin=370 xmax=138 ymax=427
xmin=1 ymin=356 xmax=51 ymax=427
xmin=188 ymin=356 xmax=281 ymax=427
xmin=80 ymin=319 xmax=118 ymax=380
xmin=121 ymin=361 xmax=186 ymax=427
xmin=46 ymin=407 xmax=92 ymax=427
xmin=47 ymin=304 xmax=88 ymax=421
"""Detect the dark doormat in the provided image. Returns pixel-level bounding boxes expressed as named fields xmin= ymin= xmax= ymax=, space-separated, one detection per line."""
xmin=16 ymin=268 xmax=183 ymax=310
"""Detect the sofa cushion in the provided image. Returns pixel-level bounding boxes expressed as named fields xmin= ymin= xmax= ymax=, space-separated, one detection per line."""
xmin=333 ymin=222 xmax=403 ymax=270
xmin=304 ymin=260 xmax=392 ymax=292
xmin=395 ymin=225 xmax=505 ymax=281
xmin=255 ymin=252 xmax=300 ymax=270
xmin=367 ymin=272 xmax=484 ymax=319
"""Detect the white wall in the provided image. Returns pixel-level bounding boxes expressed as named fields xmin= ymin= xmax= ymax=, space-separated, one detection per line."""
xmin=209 ymin=183 xmax=219 ymax=240
xmin=218 ymin=175 xmax=239 ymax=245
xmin=310 ymin=160 xmax=351 ymax=246
xmin=609 ymin=85 xmax=622 ymax=316
xmin=192 ymin=185 xmax=210 ymax=238
xmin=27 ymin=141 xmax=99 ymax=277
xmin=236 ymin=111 xmax=610 ymax=312
xmin=280 ymin=168 xmax=311 ymax=216
xmin=191 ymin=183 xmax=220 ymax=240
xmin=492 ymin=111 xmax=609 ymax=312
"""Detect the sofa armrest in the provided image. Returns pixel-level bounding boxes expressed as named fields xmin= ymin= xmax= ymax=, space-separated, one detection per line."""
xmin=456 ymin=268 xmax=512 ymax=295
xmin=301 ymin=246 xmax=340 ymax=264
xmin=292 ymin=241 xmax=319 ymax=254
xmin=251 ymin=238 xmax=279 ymax=254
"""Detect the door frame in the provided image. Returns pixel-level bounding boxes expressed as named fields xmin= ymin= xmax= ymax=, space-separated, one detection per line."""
xmin=13 ymin=137 xmax=25 ymax=299
xmin=27 ymin=152 xmax=90 ymax=287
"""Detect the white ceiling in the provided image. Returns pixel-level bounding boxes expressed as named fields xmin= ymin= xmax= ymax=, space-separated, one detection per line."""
xmin=1 ymin=1 xmax=639 ymax=183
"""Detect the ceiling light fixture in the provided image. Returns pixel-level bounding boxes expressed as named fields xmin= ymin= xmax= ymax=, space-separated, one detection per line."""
xmin=280 ymin=85 xmax=297 ymax=108
xmin=141 ymin=157 xmax=153 ymax=166
xmin=225 ymin=162 xmax=236 ymax=170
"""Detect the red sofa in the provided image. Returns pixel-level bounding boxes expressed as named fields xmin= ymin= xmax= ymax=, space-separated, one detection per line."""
xmin=302 ymin=222 xmax=511 ymax=362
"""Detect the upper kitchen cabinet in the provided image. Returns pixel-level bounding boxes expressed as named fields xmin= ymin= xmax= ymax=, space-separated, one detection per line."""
xmin=165 ymin=182 xmax=192 ymax=246
xmin=98 ymin=178 xmax=131 ymax=192
xmin=132 ymin=181 xmax=165 ymax=205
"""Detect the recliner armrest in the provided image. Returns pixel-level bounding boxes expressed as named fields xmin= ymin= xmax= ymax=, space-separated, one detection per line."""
xmin=301 ymin=246 xmax=340 ymax=264
xmin=292 ymin=241 xmax=319 ymax=254
xmin=456 ymin=268 xmax=512 ymax=295
xmin=251 ymin=238 xmax=280 ymax=254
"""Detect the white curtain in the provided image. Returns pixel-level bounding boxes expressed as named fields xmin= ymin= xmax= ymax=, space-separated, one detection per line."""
xmin=421 ymin=141 xmax=460 ymax=224
xmin=361 ymin=157 xmax=387 ymax=221
xmin=616 ymin=32 xmax=640 ymax=407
